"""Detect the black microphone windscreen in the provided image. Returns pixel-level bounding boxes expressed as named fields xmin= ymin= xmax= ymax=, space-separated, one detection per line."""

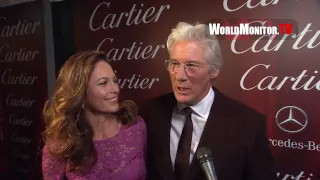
xmin=196 ymin=147 xmax=213 ymax=164
xmin=196 ymin=147 xmax=218 ymax=180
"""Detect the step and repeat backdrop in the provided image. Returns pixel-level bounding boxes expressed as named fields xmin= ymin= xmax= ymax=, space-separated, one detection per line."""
xmin=73 ymin=0 xmax=320 ymax=179
xmin=0 ymin=1 xmax=47 ymax=179
xmin=0 ymin=0 xmax=319 ymax=179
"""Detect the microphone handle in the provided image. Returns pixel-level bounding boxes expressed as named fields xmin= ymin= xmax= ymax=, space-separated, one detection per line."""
xmin=200 ymin=161 xmax=218 ymax=180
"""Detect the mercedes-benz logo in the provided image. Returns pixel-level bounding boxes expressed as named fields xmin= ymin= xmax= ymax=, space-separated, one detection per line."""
xmin=275 ymin=106 xmax=308 ymax=133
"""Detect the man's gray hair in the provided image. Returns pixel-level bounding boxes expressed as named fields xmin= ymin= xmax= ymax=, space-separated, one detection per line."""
xmin=167 ymin=22 xmax=222 ymax=73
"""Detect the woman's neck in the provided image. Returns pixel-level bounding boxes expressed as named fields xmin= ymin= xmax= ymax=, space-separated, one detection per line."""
xmin=84 ymin=110 xmax=121 ymax=141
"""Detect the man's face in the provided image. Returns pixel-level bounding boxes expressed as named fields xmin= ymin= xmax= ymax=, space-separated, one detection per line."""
xmin=169 ymin=41 xmax=218 ymax=105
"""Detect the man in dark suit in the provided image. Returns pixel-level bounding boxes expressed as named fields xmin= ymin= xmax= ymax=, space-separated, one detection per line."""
xmin=141 ymin=22 xmax=277 ymax=180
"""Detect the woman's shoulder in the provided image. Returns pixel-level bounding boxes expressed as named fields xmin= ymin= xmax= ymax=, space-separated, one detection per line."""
xmin=136 ymin=115 xmax=146 ymax=127
xmin=123 ymin=115 xmax=146 ymax=131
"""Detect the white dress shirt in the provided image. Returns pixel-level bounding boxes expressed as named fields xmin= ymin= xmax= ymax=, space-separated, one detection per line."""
xmin=170 ymin=87 xmax=215 ymax=168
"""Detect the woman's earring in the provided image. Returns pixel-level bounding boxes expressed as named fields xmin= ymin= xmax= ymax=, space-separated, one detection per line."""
xmin=76 ymin=104 xmax=84 ymax=123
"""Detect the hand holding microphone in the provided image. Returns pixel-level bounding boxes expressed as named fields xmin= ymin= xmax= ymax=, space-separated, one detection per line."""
xmin=196 ymin=147 xmax=218 ymax=180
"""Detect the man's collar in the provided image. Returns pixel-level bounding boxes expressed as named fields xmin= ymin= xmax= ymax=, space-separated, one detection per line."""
xmin=177 ymin=87 xmax=215 ymax=119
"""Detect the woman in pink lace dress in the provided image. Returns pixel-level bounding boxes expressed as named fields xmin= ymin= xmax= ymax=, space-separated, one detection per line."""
xmin=42 ymin=51 xmax=146 ymax=180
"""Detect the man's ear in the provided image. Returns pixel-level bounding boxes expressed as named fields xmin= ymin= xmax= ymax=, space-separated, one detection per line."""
xmin=210 ymin=70 xmax=219 ymax=79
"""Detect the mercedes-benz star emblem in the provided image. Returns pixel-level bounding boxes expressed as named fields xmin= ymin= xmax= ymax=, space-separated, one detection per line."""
xmin=275 ymin=106 xmax=308 ymax=133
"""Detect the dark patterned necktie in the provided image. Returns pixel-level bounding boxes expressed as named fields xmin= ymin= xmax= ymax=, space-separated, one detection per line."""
xmin=174 ymin=107 xmax=193 ymax=180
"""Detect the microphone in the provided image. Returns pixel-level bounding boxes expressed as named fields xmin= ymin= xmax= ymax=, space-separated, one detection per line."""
xmin=196 ymin=147 xmax=218 ymax=180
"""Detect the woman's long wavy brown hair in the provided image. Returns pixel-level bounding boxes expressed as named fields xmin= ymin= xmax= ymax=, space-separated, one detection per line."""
xmin=43 ymin=50 xmax=138 ymax=172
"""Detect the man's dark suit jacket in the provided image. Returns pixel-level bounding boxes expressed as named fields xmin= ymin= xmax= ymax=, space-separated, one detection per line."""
xmin=141 ymin=88 xmax=277 ymax=180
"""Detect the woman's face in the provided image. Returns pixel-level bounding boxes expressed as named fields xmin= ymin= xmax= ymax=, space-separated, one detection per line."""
xmin=86 ymin=61 xmax=119 ymax=114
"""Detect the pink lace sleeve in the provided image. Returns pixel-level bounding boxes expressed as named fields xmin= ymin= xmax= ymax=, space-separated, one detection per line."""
xmin=42 ymin=145 xmax=65 ymax=180
xmin=137 ymin=115 xmax=147 ymax=154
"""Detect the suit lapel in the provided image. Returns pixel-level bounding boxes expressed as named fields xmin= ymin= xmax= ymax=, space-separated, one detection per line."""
xmin=188 ymin=88 xmax=232 ymax=180
xmin=154 ymin=93 xmax=176 ymax=180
